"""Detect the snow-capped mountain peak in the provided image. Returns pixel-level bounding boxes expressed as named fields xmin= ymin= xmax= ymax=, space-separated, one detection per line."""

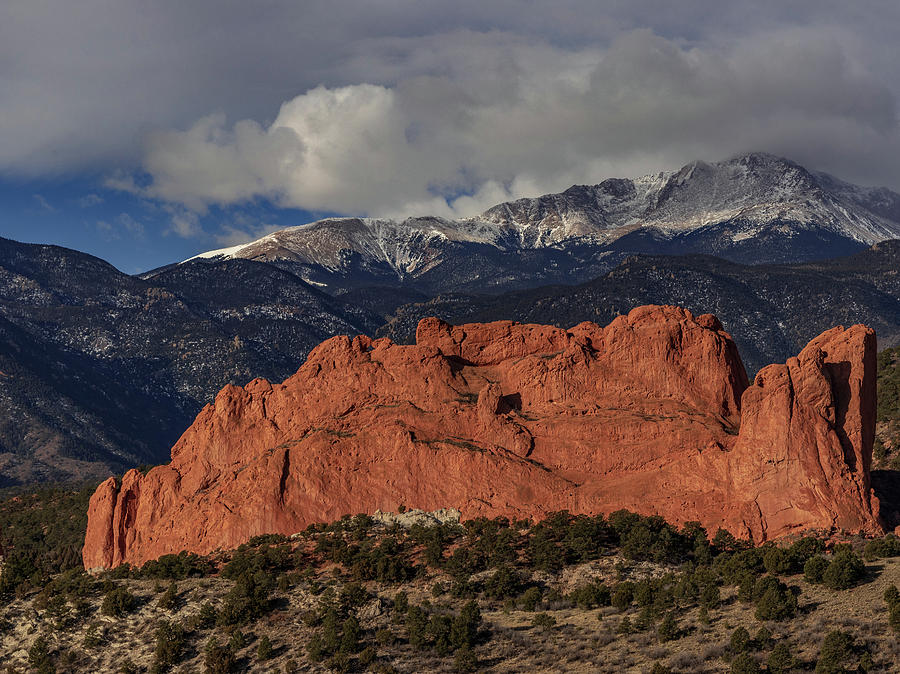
xmin=179 ymin=153 xmax=900 ymax=292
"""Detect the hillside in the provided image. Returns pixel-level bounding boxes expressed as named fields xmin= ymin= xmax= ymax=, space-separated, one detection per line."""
xmin=0 ymin=238 xmax=381 ymax=485
xmin=5 ymin=499 xmax=900 ymax=672
xmin=379 ymin=242 xmax=900 ymax=375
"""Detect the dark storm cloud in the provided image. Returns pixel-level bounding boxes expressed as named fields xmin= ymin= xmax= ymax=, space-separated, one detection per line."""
xmin=3 ymin=1 xmax=899 ymax=224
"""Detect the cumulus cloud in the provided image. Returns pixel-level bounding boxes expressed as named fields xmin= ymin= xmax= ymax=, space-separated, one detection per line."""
xmin=4 ymin=1 xmax=900 ymax=225
xmin=124 ymin=28 xmax=899 ymax=221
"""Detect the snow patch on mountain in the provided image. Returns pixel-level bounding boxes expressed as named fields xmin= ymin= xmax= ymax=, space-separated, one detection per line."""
xmin=183 ymin=153 xmax=900 ymax=277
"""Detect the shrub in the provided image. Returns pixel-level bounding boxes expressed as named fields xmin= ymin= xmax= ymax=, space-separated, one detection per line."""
xmin=218 ymin=570 xmax=274 ymax=625
xmin=763 ymin=547 xmax=791 ymax=575
xmin=815 ymin=630 xmax=855 ymax=673
xmin=884 ymin=583 xmax=900 ymax=608
xmin=657 ymin=612 xmax=679 ymax=642
xmin=483 ymin=565 xmax=522 ymax=600
xmin=429 ymin=613 xmax=455 ymax=656
xmin=359 ymin=645 xmax=377 ymax=668
xmin=804 ymin=555 xmax=829 ymax=584
xmin=152 ymin=620 xmax=186 ymax=672
xmin=306 ymin=634 xmax=326 ymax=663
xmin=863 ymin=534 xmax=900 ymax=560
xmin=532 ymin=613 xmax=556 ymax=629
xmin=141 ymin=551 xmax=214 ymax=579
xmin=731 ymin=653 xmax=761 ymax=674
xmin=451 ymin=601 xmax=481 ymax=650
xmin=698 ymin=605 xmax=711 ymax=625
xmin=394 ymin=590 xmax=409 ymax=617
xmin=787 ymin=537 xmax=825 ymax=571
xmin=822 ymin=551 xmax=865 ymax=590
xmin=569 ymin=580 xmax=611 ymax=609
xmin=753 ymin=580 xmax=797 ymax=621
xmin=204 ymin=638 xmax=236 ymax=674
xmin=157 ymin=582 xmax=178 ymax=611
xmin=84 ymin=623 xmax=104 ymax=649
xmin=730 ymin=626 xmax=751 ymax=654
xmin=376 ymin=628 xmax=396 ymax=646
xmin=101 ymin=586 xmax=137 ymax=617
xmin=194 ymin=602 xmax=218 ymax=629
xmin=889 ymin=602 xmax=900 ymax=633
xmin=339 ymin=616 xmax=361 ymax=654
xmin=701 ymin=583 xmax=721 ymax=609
xmin=767 ymin=642 xmax=793 ymax=673
xmin=28 ymin=635 xmax=55 ymax=674
xmin=754 ymin=626 xmax=773 ymax=650
xmin=257 ymin=635 xmax=274 ymax=660
xmin=611 ymin=582 xmax=634 ymax=611
xmin=406 ymin=605 xmax=428 ymax=648
xmin=520 ymin=586 xmax=542 ymax=611
xmin=453 ymin=645 xmax=478 ymax=673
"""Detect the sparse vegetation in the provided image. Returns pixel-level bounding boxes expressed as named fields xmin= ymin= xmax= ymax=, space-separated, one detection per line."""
xmin=4 ymin=497 xmax=900 ymax=671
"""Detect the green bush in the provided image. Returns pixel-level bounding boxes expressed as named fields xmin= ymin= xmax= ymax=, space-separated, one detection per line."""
xmin=453 ymin=645 xmax=479 ymax=673
xmin=393 ymin=590 xmax=409 ymax=617
xmin=430 ymin=613 xmax=455 ymax=656
xmin=406 ymin=605 xmax=429 ymax=648
xmin=157 ymin=581 xmax=178 ymax=611
xmin=730 ymin=626 xmax=751 ymax=653
xmin=519 ymin=586 xmax=542 ymax=611
xmin=450 ymin=601 xmax=482 ymax=650
xmin=767 ymin=642 xmax=793 ymax=673
xmin=141 ymin=551 xmax=214 ymax=579
xmin=730 ymin=653 xmax=761 ymax=674
xmin=815 ymin=630 xmax=856 ymax=673
xmin=884 ymin=583 xmax=900 ymax=608
xmin=804 ymin=555 xmax=829 ymax=584
xmin=257 ymin=634 xmax=274 ymax=660
xmin=762 ymin=546 xmax=791 ymax=575
xmin=152 ymin=620 xmax=186 ymax=672
xmin=532 ymin=612 xmax=557 ymax=629
xmin=218 ymin=570 xmax=274 ymax=625
xmin=28 ymin=635 xmax=55 ymax=674
xmin=569 ymin=580 xmax=611 ymax=609
xmin=656 ymin=612 xmax=679 ymax=642
xmin=339 ymin=615 xmax=361 ymax=654
xmin=101 ymin=586 xmax=138 ymax=617
xmin=754 ymin=626 xmax=773 ymax=650
xmin=889 ymin=602 xmax=900 ymax=633
xmin=862 ymin=534 xmax=900 ymax=560
xmin=822 ymin=551 xmax=865 ymax=590
xmin=611 ymin=582 xmax=634 ymax=611
xmin=204 ymin=638 xmax=236 ymax=674
xmin=483 ymin=565 xmax=522 ymax=600
xmin=753 ymin=578 xmax=797 ymax=621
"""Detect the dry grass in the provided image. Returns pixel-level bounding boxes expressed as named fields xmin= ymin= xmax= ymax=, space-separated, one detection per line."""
xmin=2 ymin=555 xmax=900 ymax=672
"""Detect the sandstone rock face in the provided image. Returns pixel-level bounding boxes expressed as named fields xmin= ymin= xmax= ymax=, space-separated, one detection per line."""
xmin=83 ymin=305 xmax=882 ymax=569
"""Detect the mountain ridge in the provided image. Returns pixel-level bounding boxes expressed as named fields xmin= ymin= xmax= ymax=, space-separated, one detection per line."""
xmin=177 ymin=152 xmax=900 ymax=293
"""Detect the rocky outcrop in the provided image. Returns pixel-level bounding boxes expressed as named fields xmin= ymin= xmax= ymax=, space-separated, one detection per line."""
xmin=83 ymin=306 xmax=883 ymax=570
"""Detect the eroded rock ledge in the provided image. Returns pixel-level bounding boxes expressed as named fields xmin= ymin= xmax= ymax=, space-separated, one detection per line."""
xmin=83 ymin=305 xmax=882 ymax=570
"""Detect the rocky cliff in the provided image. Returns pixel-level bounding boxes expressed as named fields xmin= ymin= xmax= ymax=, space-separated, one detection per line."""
xmin=83 ymin=306 xmax=883 ymax=569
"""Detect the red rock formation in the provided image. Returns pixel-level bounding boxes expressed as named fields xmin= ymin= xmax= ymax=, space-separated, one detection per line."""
xmin=82 ymin=306 xmax=882 ymax=570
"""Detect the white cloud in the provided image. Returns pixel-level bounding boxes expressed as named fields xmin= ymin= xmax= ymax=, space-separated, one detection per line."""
xmin=77 ymin=193 xmax=104 ymax=207
xmin=120 ymin=28 xmax=899 ymax=221
xmin=97 ymin=212 xmax=144 ymax=238
xmin=214 ymin=222 xmax=283 ymax=247
xmin=166 ymin=209 xmax=203 ymax=238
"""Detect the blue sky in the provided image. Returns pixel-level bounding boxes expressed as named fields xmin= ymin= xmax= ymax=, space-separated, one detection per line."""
xmin=0 ymin=176 xmax=329 ymax=274
xmin=3 ymin=1 xmax=900 ymax=273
